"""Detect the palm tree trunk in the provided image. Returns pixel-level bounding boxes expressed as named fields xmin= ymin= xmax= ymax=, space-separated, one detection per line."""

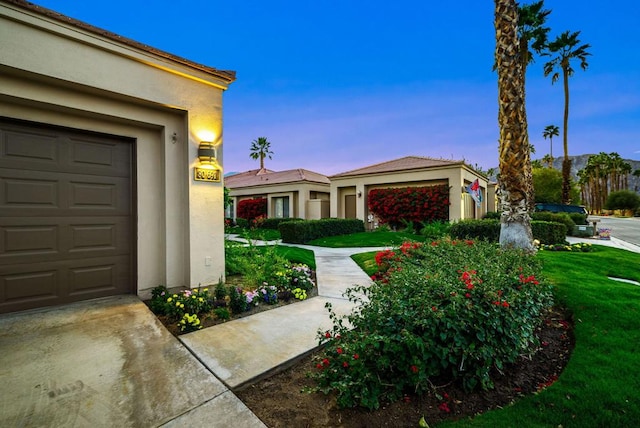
xmin=495 ymin=0 xmax=533 ymax=250
xmin=561 ymin=64 xmax=571 ymax=204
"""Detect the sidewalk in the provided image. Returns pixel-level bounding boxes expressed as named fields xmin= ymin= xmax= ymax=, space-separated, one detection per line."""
xmin=566 ymin=235 xmax=640 ymax=253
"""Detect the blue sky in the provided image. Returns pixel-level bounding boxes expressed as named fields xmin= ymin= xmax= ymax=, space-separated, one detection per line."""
xmin=34 ymin=1 xmax=640 ymax=175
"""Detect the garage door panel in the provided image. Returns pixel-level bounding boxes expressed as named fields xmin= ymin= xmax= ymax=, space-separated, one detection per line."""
xmin=0 ymin=256 xmax=130 ymax=313
xmin=68 ymin=256 xmax=130 ymax=296
xmin=1 ymin=169 xmax=130 ymax=216
xmin=1 ymin=128 xmax=59 ymax=164
xmin=1 ymin=268 xmax=60 ymax=310
xmin=3 ymin=176 xmax=58 ymax=206
xmin=2 ymin=224 xmax=58 ymax=255
xmin=1 ymin=217 xmax=130 ymax=264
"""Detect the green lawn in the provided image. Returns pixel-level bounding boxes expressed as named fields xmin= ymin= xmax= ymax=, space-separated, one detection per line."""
xmin=272 ymin=246 xmax=316 ymax=269
xmin=227 ymin=228 xmax=281 ymax=241
xmin=432 ymin=246 xmax=640 ymax=427
xmin=308 ymin=231 xmax=425 ymax=247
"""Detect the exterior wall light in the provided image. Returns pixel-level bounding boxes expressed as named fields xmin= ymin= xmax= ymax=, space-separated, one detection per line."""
xmin=195 ymin=141 xmax=221 ymax=182
xmin=357 ymin=190 xmax=363 ymax=198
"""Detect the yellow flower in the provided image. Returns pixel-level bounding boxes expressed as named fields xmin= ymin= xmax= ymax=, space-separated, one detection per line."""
xmin=167 ymin=297 xmax=173 ymax=303
xmin=203 ymin=288 xmax=208 ymax=292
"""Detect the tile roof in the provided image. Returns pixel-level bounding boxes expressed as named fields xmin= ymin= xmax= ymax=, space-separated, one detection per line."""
xmin=225 ymin=168 xmax=330 ymax=189
xmin=3 ymin=0 xmax=236 ymax=83
xmin=330 ymin=156 xmax=464 ymax=178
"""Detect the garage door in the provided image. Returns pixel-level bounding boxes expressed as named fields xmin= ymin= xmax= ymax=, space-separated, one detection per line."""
xmin=0 ymin=118 xmax=134 ymax=314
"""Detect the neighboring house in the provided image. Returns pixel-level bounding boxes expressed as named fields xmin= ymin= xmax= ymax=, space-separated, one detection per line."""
xmin=225 ymin=168 xmax=330 ymax=220
xmin=329 ymin=156 xmax=491 ymax=227
xmin=0 ymin=0 xmax=235 ymax=313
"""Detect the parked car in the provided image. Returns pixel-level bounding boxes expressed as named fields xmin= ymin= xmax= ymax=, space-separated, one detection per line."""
xmin=534 ymin=203 xmax=588 ymax=215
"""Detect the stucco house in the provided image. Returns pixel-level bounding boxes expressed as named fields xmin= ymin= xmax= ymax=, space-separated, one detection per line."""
xmin=329 ymin=156 xmax=491 ymax=227
xmin=225 ymin=168 xmax=330 ymax=221
xmin=0 ymin=0 xmax=234 ymax=313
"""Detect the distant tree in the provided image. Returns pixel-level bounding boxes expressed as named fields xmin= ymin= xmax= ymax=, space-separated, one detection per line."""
xmin=249 ymin=137 xmax=273 ymax=169
xmin=495 ymin=0 xmax=533 ymax=250
xmin=578 ymin=152 xmax=632 ymax=213
xmin=224 ymin=187 xmax=231 ymax=209
xmin=634 ymin=169 xmax=640 ymax=191
xmin=543 ymin=31 xmax=591 ymax=204
xmin=605 ymin=190 xmax=640 ymax=215
xmin=533 ymin=166 xmax=579 ymax=203
xmin=542 ymin=124 xmax=559 ymax=165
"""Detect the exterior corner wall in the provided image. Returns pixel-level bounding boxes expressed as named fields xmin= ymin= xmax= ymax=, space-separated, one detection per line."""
xmin=1 ymin=4 xmax=231 ymax=299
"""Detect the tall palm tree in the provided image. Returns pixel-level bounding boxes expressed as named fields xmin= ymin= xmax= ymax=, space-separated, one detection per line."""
xmin=517 ymin=1 xmax=551 ymax=213
xmin=542 ymin=124 xmax=559 ymax=165
xmin=249 ymin=137 xmax=274 ymax=170
xmin=495 ymin=0 xmax=533 ymax=250
xmin=543 ymin=31 xmax=591 ymax=204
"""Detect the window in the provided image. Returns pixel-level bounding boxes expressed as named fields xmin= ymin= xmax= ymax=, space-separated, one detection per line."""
xmin=273 ymin=196 xmax=290 ymax=218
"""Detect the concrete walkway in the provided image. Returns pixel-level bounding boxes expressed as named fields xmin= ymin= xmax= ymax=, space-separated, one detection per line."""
xmin=0 ymin=295 xmax=266 ymax=427
xmin=180 ymin=242 xmax=387 ymax=389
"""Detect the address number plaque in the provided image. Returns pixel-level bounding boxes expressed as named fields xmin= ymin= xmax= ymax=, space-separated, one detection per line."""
xmin=194 ymin=167 xmax=221 ymax=182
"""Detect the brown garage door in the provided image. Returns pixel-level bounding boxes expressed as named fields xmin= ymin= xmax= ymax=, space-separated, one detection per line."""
xmin=0 ymin=118 xmax=134 ymax=314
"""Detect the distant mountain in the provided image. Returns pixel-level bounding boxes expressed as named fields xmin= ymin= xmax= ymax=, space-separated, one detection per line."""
xmin=546 ymin=154 xmax=640 ymax=193
xmin=491 ymin=154 xmax=640 ymax=192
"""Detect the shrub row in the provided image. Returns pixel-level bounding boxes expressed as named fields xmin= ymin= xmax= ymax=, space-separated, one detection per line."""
xmin=259 ymin=217 xmax=303 ymax=230
xmin=485 ymin=211 xmax=588 ymax=232
xmin=450 ymin=219 xmax=566 ymax=244
xmin=280 ymin=218 xmax=365 ymax=244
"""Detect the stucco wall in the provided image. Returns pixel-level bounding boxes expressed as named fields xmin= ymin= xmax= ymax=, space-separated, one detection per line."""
xmin=228 ymin=182 xmax=330 ymax=220
xmin=0 ymin=3 xmax=233 ymax=296
xmin=330 ymin=166 xmax=489 ymax=223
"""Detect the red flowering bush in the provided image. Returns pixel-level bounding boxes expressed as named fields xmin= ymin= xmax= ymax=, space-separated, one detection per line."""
xmin=367 ymin=185 xmax=450 ymax=228
xmin=309 ymin=239 xmax=553 ymax=409
xmin=237 ymin=198 xmax=267 ymax=221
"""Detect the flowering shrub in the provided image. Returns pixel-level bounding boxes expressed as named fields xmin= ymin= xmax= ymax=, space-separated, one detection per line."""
xmin=367 ymin=185 xmax=450 ymax=228
xmin=164 ymin=288 xmax=213 ymax=319
xmin=178 ymin=313 xmax=202 ymax=332
xmin=258 ymin=284 xmax=278 ymax=304
xmin=539 ymin=242 xmax=593 ymax=252
xmin=309 ymin=239 xmax=553 ymax=409
xmin=292 ymin=288 xmax=307 ymax=300
xmin=288 ymin=264 xmax=315 ymax=292
xmin=237 ymin=198 xmax=267 ymax=221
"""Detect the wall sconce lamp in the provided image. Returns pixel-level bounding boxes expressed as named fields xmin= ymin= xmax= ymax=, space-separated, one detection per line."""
xmin=195 ymin=141 xmax=221 ymax=182
xmin=198 ymin=141 xmax=218 ymax=166
xmin=357 ymin=190 xmax=363 ymax=198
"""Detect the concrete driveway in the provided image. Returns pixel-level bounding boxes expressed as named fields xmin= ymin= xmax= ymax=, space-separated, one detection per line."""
xmin=0 ymin=295 xmax=265 ymax=427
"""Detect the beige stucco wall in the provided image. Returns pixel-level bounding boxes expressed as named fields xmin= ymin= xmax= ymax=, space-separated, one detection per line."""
xmin=228 ymin=182 xmax=330 ymax=220
xmin=0 ymin=3 xmax=233 ymax=296
xmin=330 ymin=166 xmax=490 ymax=223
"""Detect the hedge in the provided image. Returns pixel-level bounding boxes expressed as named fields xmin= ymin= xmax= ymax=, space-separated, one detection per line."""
xmin=279 ymin=218 xmax=365 ymax=244
xmin=259 ymin=217 xmax=303 ymax=230
xmin=450 ymin=219 xmax=566 ymax=244
xmin=530 ymin=212 xmax=575 ymax=234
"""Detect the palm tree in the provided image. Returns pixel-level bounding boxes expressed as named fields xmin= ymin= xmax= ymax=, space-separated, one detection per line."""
xmin=517 ymin=1 xmax=551 ymax=213
xmin=543 ymin=31 xmax=591 ymax=204
xmin=495 ymin=0 xmax=533 ymax=250
xmin=249 ymin=137 xmax=273 ymax=170
xmin=542 ymin=124 xmax=559 ymax=165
